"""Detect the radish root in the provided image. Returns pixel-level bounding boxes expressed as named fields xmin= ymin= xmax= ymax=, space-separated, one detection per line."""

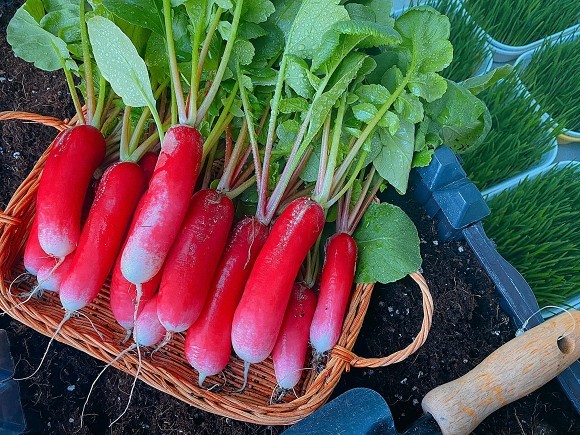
xmin=110 ymin=342 xmax=142 ymax=427
xmin=13 ymin=311 xmax=71 ymax=381
xmin=80 ymin=343 xmax=137 ymax=427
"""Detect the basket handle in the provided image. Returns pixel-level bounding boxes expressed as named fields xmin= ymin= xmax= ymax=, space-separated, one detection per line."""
xmin=0 ymin=211 xmax=21 ymax=226
xmin=0 ymin=111 xmax=70 ymax=131
xmin=333 ymin=272 xmax=434 ymax=370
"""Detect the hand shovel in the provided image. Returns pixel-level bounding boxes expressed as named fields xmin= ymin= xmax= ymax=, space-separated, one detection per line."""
xmin=284 ymin=309 xmax=579 ymax=435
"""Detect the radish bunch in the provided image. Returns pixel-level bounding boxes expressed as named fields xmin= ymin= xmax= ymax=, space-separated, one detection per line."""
xmin=7 ymin=0 xmax=504 ymax=416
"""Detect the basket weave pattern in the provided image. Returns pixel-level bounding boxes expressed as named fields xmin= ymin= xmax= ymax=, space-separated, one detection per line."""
xmin=0 ymin=115 xmax=433 ymax=425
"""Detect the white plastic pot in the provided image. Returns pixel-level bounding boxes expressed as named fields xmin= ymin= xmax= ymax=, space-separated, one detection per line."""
xmin=484 ymin=24 xmax=579 ymax=63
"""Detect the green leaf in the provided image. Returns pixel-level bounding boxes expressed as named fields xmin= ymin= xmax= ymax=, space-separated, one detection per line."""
xmin=345 ymin=3 xmax=376 ymax=22
xmin=356 ymin=84 xmax=391 ymax=105
xmin=40 ymin=3 xmax=80 ymax=44
xmin=239 ymin=22 xmax=268 ymax=39
xmin=284 ymin=0 xmax=349 ymax=60
xmin=412 ymin=148 xmax=433 ymax=167
xmin=233 ymin=39 xmax=255 ymax=65
xmin=242 ymin=0 xmax=275 ymax=24
xmin=305 ymin=52 xmax=368 ymax=145
xmin=378 ymin=110 xmax=399 ymax=135
xmin=253 ymin=22 xmax=284 ymax=61
xmin=24 ymin=0 xmax=44 ymax=22
xmin=354 ymin=202 xmax=421 ymax=284
xmin=312 ymin=19 xmax=400 ymax=72
xmin=6 ymin=6 xmax=71 ymax=71
xmin=353 ymin=102 xmax=378 ymax=123
xmin=372 ymin=120 xmax=415 ymax=193
xmin=102 ymin=0 xmax=164 ymax=34
xmin=460 ymin=65 xmax=513 ymax=96
xmin=365 ymin=0 xmax=394 ymax=26
xmin=408 ymin=72 xmax=447 ymax=103
xmin=87 ymin=16 xmax=155 ymax=107
xmin=275 ymin=119 xmax=300 ymax=153
xmin=394 ymin=91 xmax=423 ymax=123
xmin=285 ymin=55 xmax=316 ymax=98
xmin=300 ymin=144 xmax=321 ymax=182
xmin=395 ymin=7 xmax=453 ymax=74
xmin=425 ymin=80 xmax=490 ymax=152
xmin=280 ymin=97 xmax=309 ymax=113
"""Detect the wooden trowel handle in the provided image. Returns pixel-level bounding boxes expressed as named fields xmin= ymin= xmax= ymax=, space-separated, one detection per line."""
xmin=421 ymin=310 xmax=580 ymax=435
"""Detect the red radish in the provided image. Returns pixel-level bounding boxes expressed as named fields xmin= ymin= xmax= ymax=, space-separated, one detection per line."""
xmin=272 ymin=284 xmax=317 ymax=389
xmin=310 ymin=232 xmax=357 ymax=354
xmin=157 ymin=189 xmax=234 ymax=333
xmin=23 ymin=218 xmax=51 ymax=275
xmin=109 ymin=252 xmax=162 ymax=331
xmin=36 ymin=255 xmax=74 ymax=293
xmin=232 ymin=197 xmax=325 ymax=364
xmin=138 ymin=151 xmax=158 ymax=184
xmin=59 ymin=162 xmax=145 ymax=312
xmin=134 ymin=295 xmax=166 ymax=347
xmin=121 ymin=125 xmax=202 ymax=285
xmin=37 ymin=125 xmax=106 ymax=258
xmin=184 ymin=217 xmax=269 ymax=384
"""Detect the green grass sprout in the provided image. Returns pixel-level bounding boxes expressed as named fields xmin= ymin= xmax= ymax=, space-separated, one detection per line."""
xmin=484 ymin=164 xmax=580 ymax=307
xmin=463 ymin=0 xmax=580 ymax=47
xmin=459 ymin=73 xmax=561 ymax=191
xmin=517 ymin=37 xmax=580 ymax=132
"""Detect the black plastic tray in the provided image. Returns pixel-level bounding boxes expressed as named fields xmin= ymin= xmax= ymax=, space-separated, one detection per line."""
xmin=413 ymin=146 xmax=580 ymax=414
xmin=0 ymin=329 xmax=26 ymax=434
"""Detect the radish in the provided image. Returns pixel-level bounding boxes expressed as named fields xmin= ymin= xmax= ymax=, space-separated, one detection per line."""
xmin=232 ymin=197 xmax=325 ymax=365
xmin=137 ymin=151 xmax=158 ymax=184
xmin=36 ymin=125 xmax=106 ymax=259
xmin=109 ymin=252 xmax=162 ymax=333
xmin=60 ymin=162 xmax=145 ymax=312
xmin=36 ymin=255 xmax=74 ymax=293
xmin=184 ymin=216 xmax=269 ymax=385
xmin=23 ymin=218 xmax=51 ymax=275
xmin=121 ymin=125 xmax=202 ymax=285
xmin=157 ymin=189 xmax=234 ymax=334
xmin=310 ymin=232 xmax=357 ymax=354
xmin=134 ymin=295 xmax=166 ymax=348
xmin=272 ymin=284 xmax=317 ymax=389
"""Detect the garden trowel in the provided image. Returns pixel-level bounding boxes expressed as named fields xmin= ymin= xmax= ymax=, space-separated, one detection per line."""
xmin=284 ymin=309 xmax=579 ymax=435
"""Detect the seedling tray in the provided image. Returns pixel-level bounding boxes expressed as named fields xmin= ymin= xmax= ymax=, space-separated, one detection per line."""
xmin=514 ymin=32 xmax=580 ymax=142
xmin=0 ymin=330 xmax=26 ymax=434
xmin=413 ymin=147 xmax=580 ymax=414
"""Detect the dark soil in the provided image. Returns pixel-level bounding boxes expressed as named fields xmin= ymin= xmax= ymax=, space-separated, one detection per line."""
xmin=0 ymin=1 xmax=578 ymax=434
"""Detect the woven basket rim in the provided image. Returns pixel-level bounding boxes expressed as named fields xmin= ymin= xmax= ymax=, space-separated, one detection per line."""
xmin=0 ymin=112 xmax=433 ymax=425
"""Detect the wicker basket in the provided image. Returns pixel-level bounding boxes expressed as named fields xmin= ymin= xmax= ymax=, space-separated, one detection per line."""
xmin=0 ymin=113 xmax=434 ymax=425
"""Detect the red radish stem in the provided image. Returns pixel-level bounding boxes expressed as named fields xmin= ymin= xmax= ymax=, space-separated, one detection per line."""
xmin=121 ymin=125 xmax=202 ymax=285
xmin=60 ymin=162 xmax=145 ymax=312
xmin=185 ymin=217 xmax=269 ymax=386
xmin=272 ymin=284 xmax=317 ymax=390
xmin=232 ymin=198 xmax=325 ymax=371
xmin=157 ymin=189 xmax=234 ymax=334
xmin=36 ymin=125 xmax=106 ymax=259
xmin=310 ymin=232 xmax=357 ymax=355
